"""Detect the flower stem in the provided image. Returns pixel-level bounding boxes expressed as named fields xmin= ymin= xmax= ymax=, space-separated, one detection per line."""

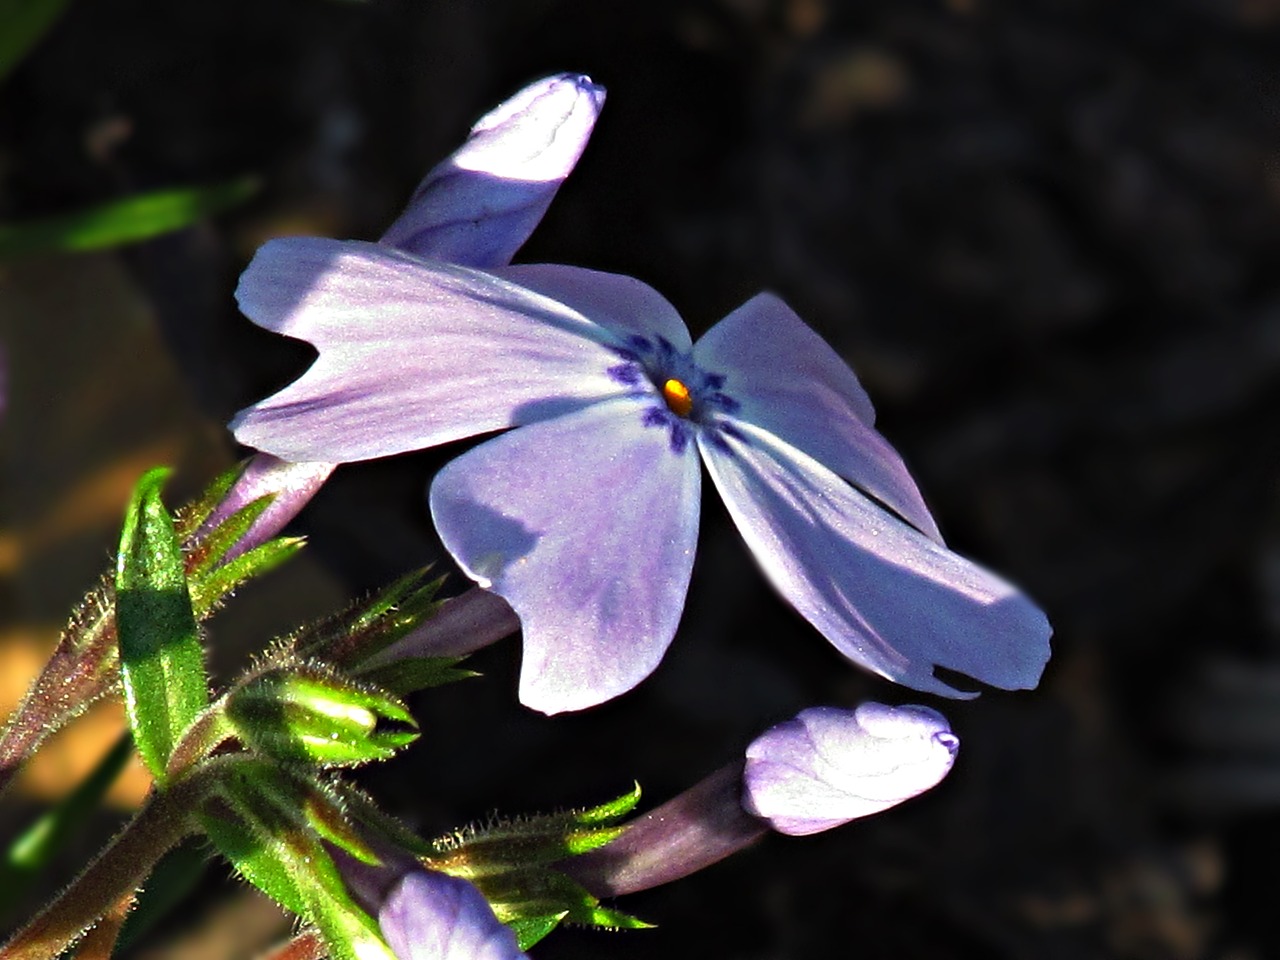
xmin=258 ymin=930 xmax=326 ymax=960
xmin=0 ymin=776 xmax=205 ymax=960
xmin=561 ymin=763 xmax=767 ymax=897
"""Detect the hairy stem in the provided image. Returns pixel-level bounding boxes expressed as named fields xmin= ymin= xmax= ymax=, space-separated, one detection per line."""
xmin=0 ymin=776 xmax=206 ymax=960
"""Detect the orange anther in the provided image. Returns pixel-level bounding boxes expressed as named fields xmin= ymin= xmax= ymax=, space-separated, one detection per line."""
xmin=662 ymin=378 xmax=694 ymax=418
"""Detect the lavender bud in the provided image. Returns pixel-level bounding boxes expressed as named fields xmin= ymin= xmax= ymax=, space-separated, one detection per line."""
xmin=380 ymin=871 xmax=527 ymax=960
xmin=380 ymin=73 xmax=606 ymax=267
xmin=743 ymin=702 xmax=959 ymax=836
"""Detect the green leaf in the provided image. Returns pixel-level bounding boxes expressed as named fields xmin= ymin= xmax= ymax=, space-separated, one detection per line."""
xmin=0 ymin=178 xmax=257 ymax=258
xmin=116 ymin=467 xmax=209 ymax=783
xmin=0 ymin=731 xmax=132 ymax=907
xmin=0 ymin=0 xmax=72 ymax=84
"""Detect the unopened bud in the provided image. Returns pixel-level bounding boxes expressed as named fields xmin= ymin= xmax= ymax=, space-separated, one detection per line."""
xmin=743 ymin=702 xmax=958 ymax=836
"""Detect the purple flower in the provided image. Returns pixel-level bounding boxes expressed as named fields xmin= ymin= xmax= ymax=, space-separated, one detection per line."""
xmin=379 ymin=871 xmax=526 ymax=960
xmin=743 ymin=703 xmax=959 ymax=836
xmin=213 ymin=74 xmax=604 ymax=558
xmin=230 ymin=237 xmax=1051 ymax=712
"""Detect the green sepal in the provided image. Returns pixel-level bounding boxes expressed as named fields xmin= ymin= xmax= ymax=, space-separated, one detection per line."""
xmin=226 ymin=664 xmax=418 ymax=768
xmin=116 ymin=467 xmax=210 ymax=784
xmin=172 ymin=461 xmax=250 ymax=544
xmin=479 ymin=868 xmax=652 ymax=936
xmin=332 ymin=782 xmax=436 ymax=858
xmin=568 ymin=782 xmax=642 ymax=826
xmin=294 ymin=568 xmax=444 ymax=668
xmin=508 ymin=913 xmax=568 ymax=951
xmin=425 ymin=784 xmax=651 ymax=940
xmin=354 ymin=656 xmax=478 ymax=696
xmin=199 ymin=806 xmax=308 ymax=917
xmin=429 ymin=784 xmax=641 ymax=875
xmin=200 ymin=761 xmax=395 ymax=960
xmin=181 ymin=492 xmax=274 ymax=577
xmin=188 ymin=535 xmax=306 ymax=618
xmin=0 ymin=178 xmax=258 ymax=258
xmin=0 ymin=0 xmax=72 ymax=84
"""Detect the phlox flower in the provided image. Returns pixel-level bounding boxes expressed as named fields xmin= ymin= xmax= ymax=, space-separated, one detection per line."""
xmin=208 ymin=73 xmax=604 ymax=557
xmin=231 ymin=236 xmax=1052 ymax=713
xmin=743 ymin=702 xmax=959 ymax=836
xmin=379 ymin=871 xmax=526 ymax=960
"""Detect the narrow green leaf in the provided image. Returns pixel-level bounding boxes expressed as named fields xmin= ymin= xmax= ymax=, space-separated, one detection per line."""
xmin=0 ymin=177 xmax=257 ymax=258
xmin=0 ymin=731 xmax=132 ymax=904
xmin=0 ymin=0 xmax=72 ymax=84
xmin=116 ymin=467 xmax=209 ymax=783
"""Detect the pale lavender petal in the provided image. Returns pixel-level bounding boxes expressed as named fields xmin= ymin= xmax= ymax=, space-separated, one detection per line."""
xmin=693 ymin=293 xmax=942 ymax=542
xmin=381 ymin=73 xmax=606 ymax=268
xmin=380 ymin=871 xmax=526 ymax=960
xmin=743 ymin=703 xmax=958 ymax=836
xmin=699 ymin=427 xmax=1052 ymax=697
xmin=196 ymin=454 xmax=335 ymax=561
xmin=230 ymin=237 xmax=633 ymax=462
xmin=498 ymin=264 xmax=693 ymax=351
xmin=429 ymin=398 xmax=700 ymax=714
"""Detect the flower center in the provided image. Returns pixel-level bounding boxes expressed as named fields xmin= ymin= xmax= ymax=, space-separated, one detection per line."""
xmin=662 ymin=378 xmax=694 ymax=418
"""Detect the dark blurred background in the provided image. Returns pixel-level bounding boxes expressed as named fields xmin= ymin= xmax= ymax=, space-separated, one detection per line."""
xmin=4 ymin=0 xmax=1280 ymax=957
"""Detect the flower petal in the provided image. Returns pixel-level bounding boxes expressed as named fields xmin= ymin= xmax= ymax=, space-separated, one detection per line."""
xmin=380 ymin=73 xmax=606 ymax=268
xmin=498 ymin=264 xmax=693 ymax=351
xmin=379 ymin=871 xmax=527 ymax=960
xmin=693 ymin=293 xmax=941 ymax=542
xmin=429 ymin=398 xmax=700 ymax=714
xmin=699 ymin=427 xmax=1052 ymax=696
xmin=743 ymin=703 xmax=958 ymax=836
xmin=230 ymin=237 xmax=633 ymax=462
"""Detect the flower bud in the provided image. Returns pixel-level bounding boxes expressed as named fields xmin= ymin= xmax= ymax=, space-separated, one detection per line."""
xmin=226 ymin=667 xmax=418 ymax=767
xmin=380 ymin=871 xmax=528 ymax=960
xmin=380 ymin=73 xmax=606 ymax=267
xmin=742 ymin=703 xmax=959 ymax=836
